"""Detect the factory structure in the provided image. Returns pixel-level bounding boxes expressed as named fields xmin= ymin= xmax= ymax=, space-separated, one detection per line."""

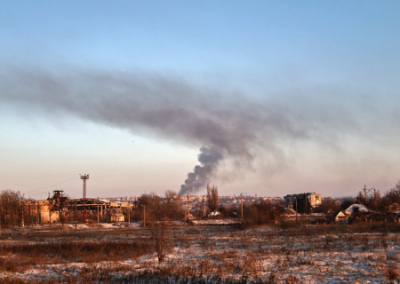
xmin=20 ymin=174 xmax=133 ymax=225
xmin=22 ymin=190 xmax=134 ymax=225
xmin=22 ymin=192 xmax=282 ymax=225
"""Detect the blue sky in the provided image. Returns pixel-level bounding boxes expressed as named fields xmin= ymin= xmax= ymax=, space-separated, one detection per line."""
xmin=1 ymin=1 xmax=400 ymax=199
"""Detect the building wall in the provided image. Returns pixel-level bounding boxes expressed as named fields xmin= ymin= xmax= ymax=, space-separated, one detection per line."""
xmin=309 ymin=193 xmax=322 ymax=207
xmin=40 ymin=211 xmax=60 ymax=223
xmin=111 ymin=214 xmax=124 ymax=222
xmin=284 ymin=193 xmax=322 ymax=208
xmin=23 ymin=200 xmax=60 ymax=224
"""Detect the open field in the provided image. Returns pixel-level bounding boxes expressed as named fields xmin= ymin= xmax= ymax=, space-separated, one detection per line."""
xmin=0 ymin=223 xmax=399 ymax=283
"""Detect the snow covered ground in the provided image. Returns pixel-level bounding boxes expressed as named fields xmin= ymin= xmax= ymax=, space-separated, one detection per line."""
xmin=0 ymin=223 xmax=399 ymax=283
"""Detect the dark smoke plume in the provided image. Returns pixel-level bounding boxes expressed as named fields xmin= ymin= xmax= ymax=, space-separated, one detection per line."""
xmin=0 ymin=65 xmax=369 ymax=195
xmin=179 ymin=146 xmax=224 ymax=195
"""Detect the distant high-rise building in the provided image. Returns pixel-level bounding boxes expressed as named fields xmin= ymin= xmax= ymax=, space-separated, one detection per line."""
xmin=284 ymin=192 xmax=322 ymax=213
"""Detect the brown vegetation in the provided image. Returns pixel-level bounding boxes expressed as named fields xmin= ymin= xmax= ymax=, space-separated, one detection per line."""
xmin=0 ymin=223 xmax=399 ymax=283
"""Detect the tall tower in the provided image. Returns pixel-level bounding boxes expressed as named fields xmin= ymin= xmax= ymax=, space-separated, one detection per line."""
xmin=80 ymin=174 xmax=89 ymax=222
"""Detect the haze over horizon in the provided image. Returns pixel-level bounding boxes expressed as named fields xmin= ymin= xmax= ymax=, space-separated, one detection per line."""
xmin=1 ymin=1 xmax=400 ymax=199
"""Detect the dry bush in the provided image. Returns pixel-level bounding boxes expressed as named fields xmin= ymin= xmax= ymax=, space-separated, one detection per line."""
xmin=1 ymin=224 xmax=399 ymax=283
xmin=241 ymin=251 xmax=259 ymax=276
xmin=0 ymin=278 xmax=27 ymax=284
xmin=386 ymin=265 xmax=399 ymax=283
xmin=285 ymin=274 xmax=300 ymax=284
xmin=150 ymin=222 xmax=170 ymax=262
xmin=0 ymin=257 xmax=20 ymax=272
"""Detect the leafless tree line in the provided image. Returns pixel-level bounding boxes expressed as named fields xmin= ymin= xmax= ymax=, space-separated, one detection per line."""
xmin=2 ymin=181 xmax=400 ymax=227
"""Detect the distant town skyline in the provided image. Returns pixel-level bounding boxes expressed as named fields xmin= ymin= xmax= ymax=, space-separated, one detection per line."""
xmin=1 ymin=1 xmax=400 ymax=199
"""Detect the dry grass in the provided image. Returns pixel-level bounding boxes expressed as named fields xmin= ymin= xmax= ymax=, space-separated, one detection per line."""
xmin=0 ymin=223 xmax=399 ymax=283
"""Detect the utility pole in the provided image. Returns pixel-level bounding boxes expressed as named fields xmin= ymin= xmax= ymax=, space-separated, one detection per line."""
xmin=364 ymin=185 xmax=367 ymax=203
xmin=185 ymin=194 xmax=189 ymax=226
xmin=304 ymin=193 xmax=307 ymax=221
xmin=21 ymin=201 xmax=25 ymax=228
xmin=240 ymin=193 xmax=244 ymax=221
xmin=97 ymin=198 xmax=100 ymax=228
xmin=49 ymin=203 xmax=51 ymax=229
xmin=74 ymin=201 xmax=77 ymax=227
xmin=80 ymin=174 xmax=89 ymax=223
xmin=202 ymin=196 xmax=206 ymax=217
xmin=184 ymin=199 xmax=187 ymax=226
xmin=362 ymin=185 xmax=377 ymax=207
xmin=30 ymin=204 xmax=33 ymax=227
xmin=128 ymin=207 xmax=131 ymax=227
xmin=37 ymin=203 xmax=40 ymax=224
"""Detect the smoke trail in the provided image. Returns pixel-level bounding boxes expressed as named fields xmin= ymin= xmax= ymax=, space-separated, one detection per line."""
xmin=1 ymin=64 xmax=381 ymax=195
xmin=0 ymin=66 xmax=290 ymax=196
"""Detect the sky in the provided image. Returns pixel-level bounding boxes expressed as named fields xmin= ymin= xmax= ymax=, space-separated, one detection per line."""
xmin=1 ymin=1 xmax=400 ymax=199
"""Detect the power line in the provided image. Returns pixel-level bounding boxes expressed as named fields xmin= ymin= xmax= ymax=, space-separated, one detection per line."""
xmin=21 ymin=176 xmax=78 ymax=196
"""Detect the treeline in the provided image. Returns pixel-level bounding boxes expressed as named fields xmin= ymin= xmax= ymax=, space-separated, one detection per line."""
xmin=0 ymin=189 xmax=25 ymax=227
xmin=1 ymin=181 xmax=400 ymax=227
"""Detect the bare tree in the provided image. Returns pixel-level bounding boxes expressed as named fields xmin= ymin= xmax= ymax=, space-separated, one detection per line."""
xmin=136 ymin=193 xmax=160 ymax=222
xmin=207 ymin=183 xmax=219 ymax=213
xmin=385 ymin=182 xmax=400 ymax=204
xmin=138 ymin=193 xmax=160 ymax=211
xmin=0 ymin=189 xmax=24 ymax=227
xmin=381 ymin=181 xmax=400 ymax=212
xmin=165 ymin=190 xmax=177 ymax=203
xmin=151 ymin=221 xmax=168 ymax=262
xmin=318 ymin=197 xmax=340 ymax=214
xmin=163 ymin=190 xmax=184 ymax=221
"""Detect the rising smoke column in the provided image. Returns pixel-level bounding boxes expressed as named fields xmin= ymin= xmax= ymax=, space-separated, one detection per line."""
xmin=179 ymin=146 xmax=224 ymax=195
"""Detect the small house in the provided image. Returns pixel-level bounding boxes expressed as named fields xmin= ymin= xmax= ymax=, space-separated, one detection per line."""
xmin=111 ymin=213 xmax=125 ymax=222
xmin=335 ymin=204 xmax=369 ymax=223
xmin=335 ymin=210 xmax=350 ymax=223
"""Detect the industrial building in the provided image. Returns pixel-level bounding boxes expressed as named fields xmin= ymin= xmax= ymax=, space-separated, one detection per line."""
xmin=21 ymin=190 xmax=133 ymax=225
xmin=284 ymin=192 xmax=322 ymax=209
